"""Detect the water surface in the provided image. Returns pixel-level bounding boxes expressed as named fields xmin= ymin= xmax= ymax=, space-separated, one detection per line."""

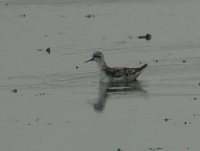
xmin=0 ymin=0 xmax=200 ymax=151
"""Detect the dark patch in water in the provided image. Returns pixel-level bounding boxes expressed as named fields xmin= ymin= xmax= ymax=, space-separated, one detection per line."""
xmin=193 ymin=113 xmax=200 ymax=118
xmin=152 ymin=60 xmax=159 ymax=63
xmin=46 ymin=47 xmax=51 ymax=54
xmin=184 ymin=121 xmax=192 ymax=125
xmin=164 ymin=118 xmax=170 ymax=122
xmin=11 ymin=89 xmax=18 ymax=93
xmin=117 ymin=148 xmax=122 ymax=151
xmin=37 ymin=49 xmax=42 ymax=51
xmin=48 ymin=123 xmax=52 ymax=125
xmin=182 ymin=60 xmax=186 ymax=63
xmin=20 ymin=14 xmax=26 ymax=18
xmin=148 ymin=147 xmax=164 ymax=151
xmin=35 ymin=118 xmax=39 ymax=122
xmin=193 ymin=97 xmax=197 ymax=100
xmin=35 ymin=93 xmax=46 ymax=96
xmin=85 ymin=14 xmax=95 ymax=18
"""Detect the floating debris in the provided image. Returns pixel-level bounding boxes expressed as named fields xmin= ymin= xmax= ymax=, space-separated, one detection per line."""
xmin=45 ymin=34 xmax=48 ymax=37
xmin=164 ymin=118 xmax=170 ymax=122
xmin=153 ymin=60 xmax=158 ymax=63
xmin=193 ymin=113 xmax=200 ymax=117
xmin=184 ymin=121 xmax=192 ymax=125
xmin=117 ymin=148 xmax=122 ymax=151
xmin=11 ymin=89 xmax=18 ymax=93
xmin=37 ymin=49 xmax=42 ymax=51
xmin=85 ymin=14 xmax=95 ymax=18
xmin=138 ymin=33 xmax=152 ymax=41
xmin=35 ymin=92 xmax=46 ymax=96
xmin=138 ymin=33 xmax=152 ymax=40
xmin=148 ymin=147 xmax=164 ymax=151
xmin=193 ymin=97 xmax=197 ymax=101
xmin=76 ymin=66 xmax=79 ymax=69
xmin=182 ymin=60 xmax=186 ymax=63
xmin=46 ymin=47 xmax=51 ymax=54
xmin=28 ymin=123 xmax=31 ymax=126
xmin=20 ymin=14 xmax=26 ymax=18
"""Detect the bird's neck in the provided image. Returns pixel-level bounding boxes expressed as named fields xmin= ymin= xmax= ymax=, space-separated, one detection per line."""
xmin=96 ymin=59 xmax=108 ymax=71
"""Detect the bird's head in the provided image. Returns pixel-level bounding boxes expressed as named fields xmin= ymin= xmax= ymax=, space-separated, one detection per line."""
xmin=85 ymin=51 xmax=104 ymax=63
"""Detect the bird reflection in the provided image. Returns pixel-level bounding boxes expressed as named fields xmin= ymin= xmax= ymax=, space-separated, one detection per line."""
xmin=93 ymin=81 xmax=147 ymax=112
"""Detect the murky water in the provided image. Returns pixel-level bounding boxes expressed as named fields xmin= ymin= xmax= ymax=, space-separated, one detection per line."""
xmin=0 ymin=0 xmax=200 ymax=151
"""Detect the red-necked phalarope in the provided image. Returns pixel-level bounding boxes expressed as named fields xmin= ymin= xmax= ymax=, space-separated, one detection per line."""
xmin=85 ymin=51 xmax=147 ymax=82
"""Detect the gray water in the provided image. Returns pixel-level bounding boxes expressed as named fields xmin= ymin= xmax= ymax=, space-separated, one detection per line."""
xmin=0 ymin=0 xmax=200 ymax=151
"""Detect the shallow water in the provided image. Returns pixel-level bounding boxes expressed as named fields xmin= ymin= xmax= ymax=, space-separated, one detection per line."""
xmin=0 ymin=0 xmax=200 ymax=151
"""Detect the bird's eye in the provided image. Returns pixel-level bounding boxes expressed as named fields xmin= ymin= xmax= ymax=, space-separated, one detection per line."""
xmin=94 ymin=54 xmax=101 ymax=58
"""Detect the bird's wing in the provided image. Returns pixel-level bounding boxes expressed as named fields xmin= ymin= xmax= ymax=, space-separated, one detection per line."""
xmin=105 ymin=67 xmax=136 ymax=78
xmin=105 ymin=64 xmax=147 ymax=78
xmin=105 ymin=68 xmax=125 ymax=78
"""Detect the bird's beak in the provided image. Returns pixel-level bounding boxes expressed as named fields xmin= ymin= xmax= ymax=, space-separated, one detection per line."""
xmin=85 ymin=58 xmax=94 ymax=63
